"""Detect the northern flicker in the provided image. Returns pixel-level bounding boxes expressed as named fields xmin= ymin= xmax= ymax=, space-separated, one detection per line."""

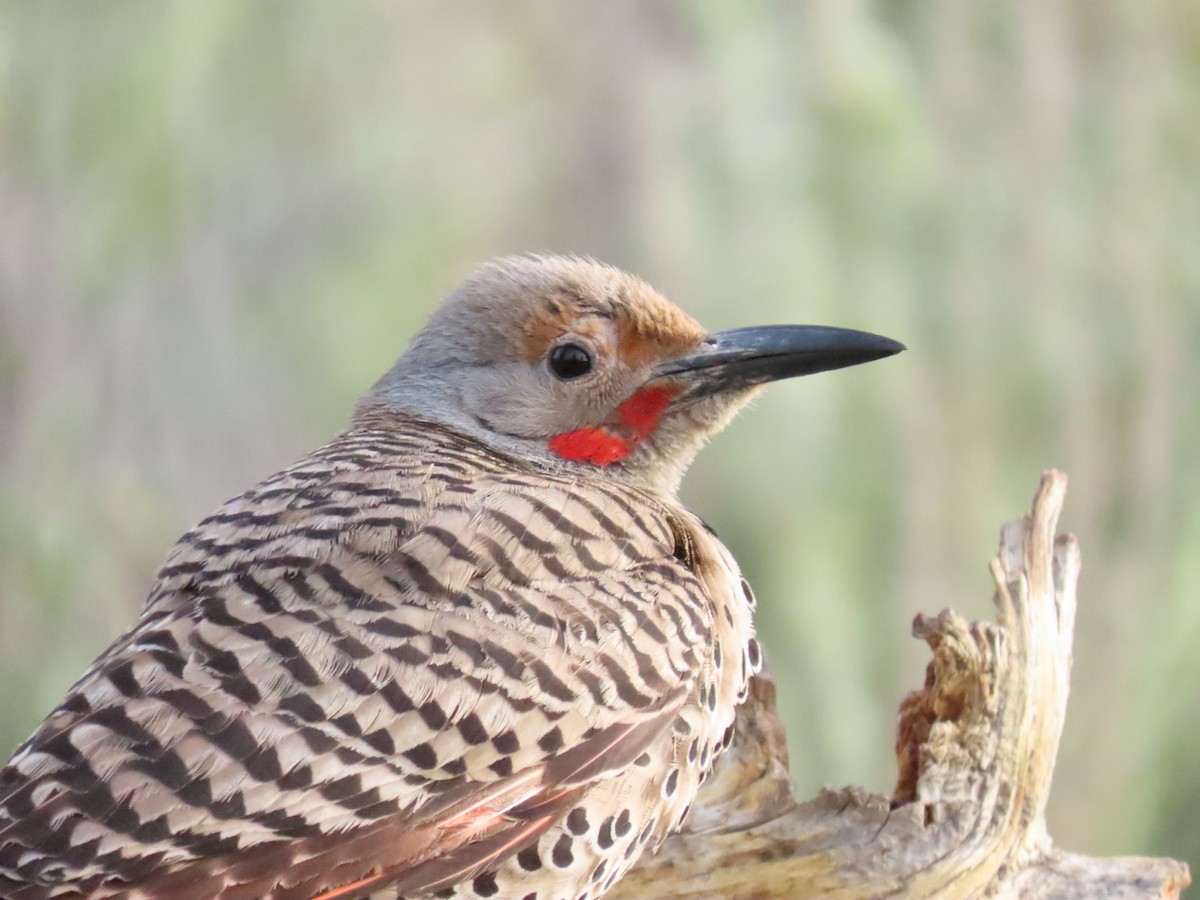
xmin=0 ymin=256 xmax=902 ymax=900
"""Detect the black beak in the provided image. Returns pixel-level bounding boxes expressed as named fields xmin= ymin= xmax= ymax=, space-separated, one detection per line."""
xmin=653 ymin=325 xmax=905 ymax=398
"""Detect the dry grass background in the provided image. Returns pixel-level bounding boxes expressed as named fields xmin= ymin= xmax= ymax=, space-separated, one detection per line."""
xmin=1 ymin=0 xmax=1197 ymax=874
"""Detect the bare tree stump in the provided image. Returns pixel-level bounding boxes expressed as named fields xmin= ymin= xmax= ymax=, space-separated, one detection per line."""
xmin=614 ymin=470 xmax=1191 ymax=899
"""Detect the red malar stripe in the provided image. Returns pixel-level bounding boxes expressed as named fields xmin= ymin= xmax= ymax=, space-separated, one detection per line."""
xmin=548 ymin=428 xmax=631 ymax=466
xmin=617 ymin=386 xmax=676 ymax=439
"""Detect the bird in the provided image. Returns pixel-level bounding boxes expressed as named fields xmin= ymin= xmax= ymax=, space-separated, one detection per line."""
xmin=0 ymin=255 xmax=903 ymax=900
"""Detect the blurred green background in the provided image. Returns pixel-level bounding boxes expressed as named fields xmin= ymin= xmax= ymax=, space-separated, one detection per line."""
xmin=1 ymin=0 xmax=1197 ymax=876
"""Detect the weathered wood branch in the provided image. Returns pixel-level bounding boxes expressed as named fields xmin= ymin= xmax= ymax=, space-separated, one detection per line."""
xmin=615 ymin=470 xmax=1191 ymax=899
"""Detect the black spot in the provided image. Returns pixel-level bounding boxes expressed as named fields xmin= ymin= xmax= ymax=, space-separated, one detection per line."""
xmin=363 ymin=728 xmax=396 ymax=756
xmin=336 ymin=746 xmax=377 ymax=774
xmin=320 ymin=773 xmax=364 ymax=804
xmin=664 ymin=769 xmax=679 ymax=797
xmin=638 ymin=821 xmax=655 ymax=844
xmin=527 ymin=659 xmax=573 ymax=702
xmin=517 ymin=846 xmax=542 ymax=872
xmin=537 ymin=726 xmax=564 ymax=753
xmin=357 ymin=797 xmax=400 ymax=820
xmin=614 ymin=809 xmax=632 ymax=837
xmin=552 ymin=833 xmax=574 ymax=868
xmin=364 ymin=617 xmax=421 ymax=639
xmin=722 ymin=724 xmax=736 ymax=749
xmin=331 ymin=713 xmax=363 ymax=738
xmin=489 ymin=757 xmax=514 ymax=777
xmin=705 ymin=683 xmax=718 ymax=711
xmin=747 ymin=638 xmax=762 ymax=669
xmin=687 ymin=739 xmax=699 ymax=763
xmin=178 ymin=778 xmax=213 ymax=807
xmin=633 ymin=752 xmax=650 ymax=767
xmin=130 ymin=814 xmax=169 ymax=844
xmin=210 ymin=791 xmax=246 ymax=820
xmin=472 ymin=872 xmax=499 ymax=897
xmin=205 ymin=715 xmax=258 ymax=762
xmin=107 ymin=661 xmax=142 ymax=698
xmin=712 ymin=640 xmax=722 ymax=669
xmin=566 ymin=808 xmax=589 ymax=835
xmin=442 ymin=756 xmax=467 ymax=776
xmin=60 ymin=692 xmax=91 ymax=715
xmin=278 ymin=764 xmax=313 ymax=791
xmin=592 ymin=860 xmax=608 ymax=883
xmin=458 ymin=713 xmax=489 ymax=745
xmin=336 ymin=667 xmax=376 ymax=700
xmin=419 ymin=700 xmax=447 ymax=729
xmin=447 ymin=630 xmax=486 ymax=666
xmin=278 ymin=652 xmax=322 ymax=689
xmin=296 ymin=725 xmax=338 ymax=755
xmin=597 ymin=817 xmax=615 ymax=849
xmin=403 ymin=742 xmax=437 ymax=769
xmin=387 ymin=644 xmax=430 ymax=667
xmin=379 ymin=680 xmax=415 ymax=713
xmin=492 ymin=729 xmax=520 ymax=754
xmin=279 ymin=694 xmax=325 ymax=723
xmin=740 ymin=577 xmax=757 ymax=608
xmin=128 ymin=748 xmax=188 ymax=790
xmin=244 ymin=746 xmax=283 ymax=782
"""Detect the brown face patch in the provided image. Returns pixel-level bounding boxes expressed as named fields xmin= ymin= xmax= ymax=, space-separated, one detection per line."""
xmin=521 ymin=275 xmax=706 ymax=371
xmin=521 ymin=290 xmax=598 ymax=362
xmin=614 ymin=280 xmax=707 ymax=370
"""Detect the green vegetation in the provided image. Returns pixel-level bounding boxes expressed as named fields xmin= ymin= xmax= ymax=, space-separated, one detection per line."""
xmin=0 ymin=0 xmax=1196 ymax=871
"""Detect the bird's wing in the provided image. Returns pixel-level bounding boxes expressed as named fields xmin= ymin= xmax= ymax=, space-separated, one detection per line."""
xmin=0 ymin=439 xmax=712 ymax=899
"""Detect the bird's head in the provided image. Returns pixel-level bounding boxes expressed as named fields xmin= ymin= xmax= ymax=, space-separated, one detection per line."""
xmin=365 ymin=255 xmax=903 ymax=496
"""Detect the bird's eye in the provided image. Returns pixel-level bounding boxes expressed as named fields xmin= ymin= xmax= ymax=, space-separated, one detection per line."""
xmin=549 ymin=343 xmax=594 ymax=380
